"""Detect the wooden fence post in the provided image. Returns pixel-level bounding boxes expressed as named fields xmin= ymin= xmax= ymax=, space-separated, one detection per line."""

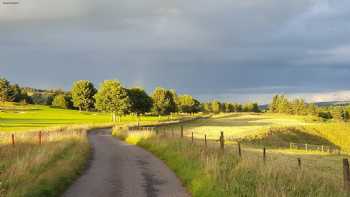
xmin=180 ymin=126 xmax=184 ymax=138
xmin=11 ymin=134 xmax=15 ymax=147
xmin=238 ymin=141 xmax=242 ymax=158
xmin=297 ymin=158 xmax=302 ymax=169
xmin=39 ymin=131 xmax=42 ymax=145
xmin=263 ymin=147 xmax=266 ymax=164
xmin=343 ymin=158 xmax=350 ymax=193
xmin=205 ymin=134 xmax=207 ymax=148
xmin=220 ymin=131 xmax=224 ymax=152
xmin=192 ymin=132 xmax=194 ymax=144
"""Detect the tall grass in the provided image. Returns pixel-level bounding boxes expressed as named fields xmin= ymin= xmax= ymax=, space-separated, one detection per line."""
xmin=116 ymin=128 xmax=348 ymax=197
xmin=304 ymin=123 xmax=350 ymax=153
xmin=0 ymin=128 xmax=90 ymax=197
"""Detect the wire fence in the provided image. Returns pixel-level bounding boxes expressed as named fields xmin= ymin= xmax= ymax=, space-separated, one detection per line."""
xmin=125 ymin=124 xmax=350 ymax=194
xmin=0 ymin=128 xmax=87 ymax=146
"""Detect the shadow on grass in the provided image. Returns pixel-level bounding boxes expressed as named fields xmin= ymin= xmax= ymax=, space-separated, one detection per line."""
xmin=243 ymin=127 xmax=340 ymax=149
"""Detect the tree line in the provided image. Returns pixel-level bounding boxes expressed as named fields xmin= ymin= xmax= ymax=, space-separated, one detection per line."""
xmin=0 ymin=77 xmax=261 ymax=117
xmin=269 ymin=95 xmax=350 ymax=121
xmin=201 ymin=101 xmax=260 ymax=113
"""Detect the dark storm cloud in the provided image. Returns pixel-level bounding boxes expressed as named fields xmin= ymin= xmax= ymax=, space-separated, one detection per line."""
xmin=0 ymin=0 xmax=350 ymax=103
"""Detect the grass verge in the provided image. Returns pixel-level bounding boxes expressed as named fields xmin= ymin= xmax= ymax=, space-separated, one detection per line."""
xmin=114 ymin=127 xmax=348 ymax=197
xmin=0 ymin=128 xmax=90 ymax=197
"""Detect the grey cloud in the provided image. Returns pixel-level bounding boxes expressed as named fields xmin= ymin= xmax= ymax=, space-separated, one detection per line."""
xmin=0 ymin=0 xmax=350 ymax=103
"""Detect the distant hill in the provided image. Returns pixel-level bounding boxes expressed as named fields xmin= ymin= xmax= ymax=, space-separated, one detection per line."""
xmin=259 ymin=101 xmax=350 ymax=110
xmin=314 ymin=101 xmax=350 ymax=107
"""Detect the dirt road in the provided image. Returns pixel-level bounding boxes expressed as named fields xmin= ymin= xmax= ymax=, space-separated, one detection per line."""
xmin=62 ymin=128 xmax=190 ymax=197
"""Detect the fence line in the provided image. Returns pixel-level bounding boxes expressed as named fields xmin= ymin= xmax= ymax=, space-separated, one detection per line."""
xmin=0 ymin=129 xmax=86 ymax=146
xmin=289 ymin=142 xmax=341 ymax=154
xmin=128 ymin=124 xmax=350 ymax=193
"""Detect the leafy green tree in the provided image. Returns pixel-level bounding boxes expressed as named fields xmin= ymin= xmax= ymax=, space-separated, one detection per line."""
xmin=202 ymin=102 xmax=211 ymax=113
xmin=52 ymin=94 xmax=72 ymax=109
xmin=128 ymin=88 xmax=153 ymax=115
xmin=224 ymin=103 xmax=232 ymax=112
xmin=10 ymin=84 xmax=23 ymax=102
xmin=71 ymin=80 xmax=96 ymax=111
xmin=342 ymin=110 xmax=350 ymax=122
xmin=177 ymin=95 xmax=198 ymax=113
xmin=95 ymin=80 xmax=131 ymax=121
xmin=211 ymin=100 xmax=221 ymax=114
xmin=30 ymin=93 xmax=52 ymax=105
xmin=319 ymin=111 xmax=332 ymax=120
xmin=151 ymin=87 xmax=176 ymax=115
xmin=243 ymin=102 xmax=260 ymax=112
xmin=170 ymin=89 xmax=179 ymax=112
xmin=331 ymin=107 xmax=343 ymax=121
xmin=306 ymin=103 xmax=319 ymax=116
xmin=220 ymin=103 xmax=226 ymax=113
xmin=0 ymin=77 xmax=13 ymax=102
xmin=233 ymin=103 xmax=243 ymax=112
xmin=269 ymin=95 xmax=279 ymax=112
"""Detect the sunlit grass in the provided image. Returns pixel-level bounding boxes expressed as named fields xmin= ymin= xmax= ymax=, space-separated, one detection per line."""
xmin=115 ymin=113 xmax=350 ymax=196
xmin=0 ymin=128 xmax=90 ymax=197
xmin=118 ymin=132 xmax=348 ymax=197
xmin=0 ymin=102 xmax=183 ymax=132
xmin=160 ymin=113 xmax=314 ymax=140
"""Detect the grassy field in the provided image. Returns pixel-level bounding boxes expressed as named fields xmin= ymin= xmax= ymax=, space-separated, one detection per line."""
xmin=0 ymin=102 xmax=191 ymax=197
xmin=159 ymin=113 xmax=315 ymax=139
xmin=115 ymin=113 xmax=350 ymax=197
xmin=0 ymin=102 xmax=180 ymax=132
xmin=0 ymin=128 xmax=90 ymax=197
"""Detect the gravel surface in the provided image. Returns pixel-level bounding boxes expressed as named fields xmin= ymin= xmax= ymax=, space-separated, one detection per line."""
xmin=62 ymin=128 xmax=190 ymax=197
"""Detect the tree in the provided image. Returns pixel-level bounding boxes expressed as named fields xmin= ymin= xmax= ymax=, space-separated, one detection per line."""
xmin=151 ymin=87 xmax=176 ymax=115
xmin=211 ymin=100 xmax=221 ymax=114
xmin=342 ymin=110 xmax=350 ymax=122
xmin=233 ymin=103 xmax=243 ymax=112
xmin=177 ymin=95 xmax=198 ymax=113
xmin=269 ymin=95 xmax=279 ymax=112
xmin=202 ymin=102 xmax=211 ymax=113
xmin=30 ymin=93 xmax=52 ymax=105
xmin=225 ymin=103 xmax=232 ymax=112
xmin=52 ymin=94 xmax=72 ymax=109
xmin=242 ymin=102 xmax=260 ymax=112
xmin=331 ymin=107 xmax=343 ymax=121
xmin=306 ymin=103 xmax=319 ymax=116
xmin=319 ymin=111 xmax=332 ymax=120
xmin=170 ymin=89 xmax=179 ymax=112
xmin=11 ymin=84 xmax=23 ymax=102
xmin=128 ymin=88 xmax=153 ymax=115
xmin=95 ymin=80 xmax=131 ymax=122
xmin=71 ymin=80 xmax=96 ymax=111
xmin=0 ymin=77 xmax=13 ymax=102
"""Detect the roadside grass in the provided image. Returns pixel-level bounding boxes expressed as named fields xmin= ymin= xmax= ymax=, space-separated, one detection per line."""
xmin=119 ymin=132 xmax=346 ymax=197
xmin=114 ymin=113 xmax=350 ymax=196
xmin=0 ymin=102 xmax=184 ymax=132
xmin=119 ymin=134 xmax=347 ymax=197
xmin=0 ymin=128 xmax=90 ymax=197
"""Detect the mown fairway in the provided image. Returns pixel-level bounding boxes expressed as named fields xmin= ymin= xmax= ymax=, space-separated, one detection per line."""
xmin=0 ymin=103 xmax=175 ymax=132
